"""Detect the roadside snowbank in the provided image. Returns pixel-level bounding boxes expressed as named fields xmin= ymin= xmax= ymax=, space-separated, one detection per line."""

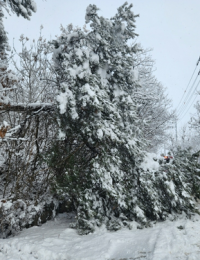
xmin=1 ymin=212 xmax=200 ymax=260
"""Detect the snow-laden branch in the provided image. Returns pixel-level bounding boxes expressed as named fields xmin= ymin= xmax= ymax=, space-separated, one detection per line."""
xmin=0 ymin=102 xmax=55 ymax=112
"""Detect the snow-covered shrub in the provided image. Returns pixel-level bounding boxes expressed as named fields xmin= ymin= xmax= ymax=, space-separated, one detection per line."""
xmin=0 ymin=198 xmax=58 ymax=238
xmin=127 ymin=150 xmax=200 ymax=226
xmin=172 ymin=147 xmax=200 ymax=200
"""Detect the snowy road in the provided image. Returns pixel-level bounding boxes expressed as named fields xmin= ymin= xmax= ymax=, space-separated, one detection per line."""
xmin=1 ymin=213 xmax=200 ymax=260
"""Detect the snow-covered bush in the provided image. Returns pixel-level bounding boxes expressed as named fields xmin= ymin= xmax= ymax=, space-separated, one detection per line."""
xmin=171 ymin=147 xmax=200 ymax=200
xmin=0 ymin=198 xmax=58 ymax=238
xmin=129 ymin=150 xmax=200 ymax=225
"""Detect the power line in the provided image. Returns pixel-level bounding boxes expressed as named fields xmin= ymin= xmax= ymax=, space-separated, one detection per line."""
xmin=176 ymin=63 xmax=200 ymax=110
xmin=178 ymin=75 xmax=200 ymax=118
xmin=175 ymin=56 xmax=200 ymax=117
xmin=179 ymin=80 xmax=200 ymax=120
xmin=177 ymin=73 xmax=199 ymax=117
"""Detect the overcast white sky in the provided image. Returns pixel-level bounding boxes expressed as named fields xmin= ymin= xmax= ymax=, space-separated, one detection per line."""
xmin=4 ymin=0 xmax=200 ymax=129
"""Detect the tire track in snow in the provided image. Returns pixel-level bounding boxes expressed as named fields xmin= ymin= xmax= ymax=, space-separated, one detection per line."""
xmin=147 ymin=218 xmax=200 ymax=260
xmin=147 ymin=223 xmax=165 ymax=260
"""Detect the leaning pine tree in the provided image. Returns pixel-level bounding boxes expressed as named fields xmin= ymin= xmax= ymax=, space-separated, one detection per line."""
xmin=47 ymin=2 xmax=200 ymax=233
xmin=48 ymin=2 xmax=148 ymax=233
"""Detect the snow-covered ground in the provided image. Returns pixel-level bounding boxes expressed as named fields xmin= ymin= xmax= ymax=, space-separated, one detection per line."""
xmin=1 ymin=212 xmax=200 ymax=260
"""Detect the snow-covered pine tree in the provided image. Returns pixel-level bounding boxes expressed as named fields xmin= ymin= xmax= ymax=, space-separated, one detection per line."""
xmin=48 ymin=2 xmax=148 ymax=233
xmin=4 ymin=0 xmax=37 ymax=19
